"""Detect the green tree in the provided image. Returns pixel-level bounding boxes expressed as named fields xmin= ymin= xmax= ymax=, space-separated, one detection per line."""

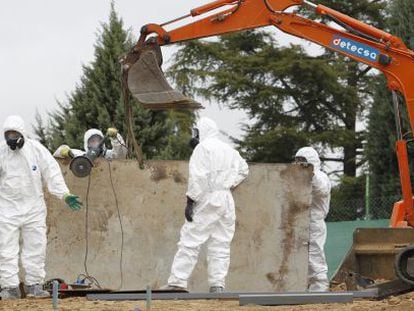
xmin=167 ymin=0 xmax=387 ymax=176
xmin=154 ymin=110 xmax=195 ymax=160
xmin=37 ymin=3 xmax=194 ymax=160
xmin=169 ymin=32 xmax=359 ymax=166
xmin=366 ymin=0 xmax=414 ymax=201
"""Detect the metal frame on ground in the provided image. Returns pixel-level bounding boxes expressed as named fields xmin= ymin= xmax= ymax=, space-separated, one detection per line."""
xmin=86 ymin=289 xmax=378 ymax=303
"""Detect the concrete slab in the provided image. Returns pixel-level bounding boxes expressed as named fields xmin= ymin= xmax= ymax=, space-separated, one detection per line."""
xmin=45 ymin=160 xmax=313 ymax=291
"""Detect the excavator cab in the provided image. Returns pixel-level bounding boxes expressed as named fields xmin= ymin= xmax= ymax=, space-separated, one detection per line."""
xmin=121 ymin=37 xmax=202 ymax=110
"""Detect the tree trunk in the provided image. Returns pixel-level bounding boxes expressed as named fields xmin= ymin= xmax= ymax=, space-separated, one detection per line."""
xmin=343 ymin=138 xmax=357 ymax=177
xmin=343 ymin=62 xmax=359 ymax=177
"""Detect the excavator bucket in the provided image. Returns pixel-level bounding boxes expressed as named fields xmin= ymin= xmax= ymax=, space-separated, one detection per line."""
xmin=332 ymin=228 xmax=414 ymax=290
xmin=123 ymin=39 xmax=203 ymax=110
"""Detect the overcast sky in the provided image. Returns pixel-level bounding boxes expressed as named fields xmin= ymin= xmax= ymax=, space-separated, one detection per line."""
xmin=1 ymin=0 xmax=322 ymax=144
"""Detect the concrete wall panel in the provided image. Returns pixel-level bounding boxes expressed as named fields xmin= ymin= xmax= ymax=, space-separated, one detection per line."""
xmin=45 ymin=160 xmax=312 ymax=292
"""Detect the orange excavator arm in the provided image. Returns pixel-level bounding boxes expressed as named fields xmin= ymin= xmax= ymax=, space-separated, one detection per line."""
xmin=122 ymin=0 xmax=414 ymax=227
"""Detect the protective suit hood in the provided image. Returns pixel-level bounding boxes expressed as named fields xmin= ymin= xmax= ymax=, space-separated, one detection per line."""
xmin=197 ymin=117 xmax=219 ymax=142
xmin=3 ymin=115 xmax=26 ymax=139
xmin=295 ymin=147 xmax=321 ymax=170
xmin=84 ymin=128 xmax=104 ymax=151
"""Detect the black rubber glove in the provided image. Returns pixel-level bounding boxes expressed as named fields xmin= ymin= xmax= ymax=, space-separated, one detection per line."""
xmin=185 ymin=196 xmax=195 ymax=222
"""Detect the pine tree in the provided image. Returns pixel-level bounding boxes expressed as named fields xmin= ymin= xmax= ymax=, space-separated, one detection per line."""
xmin=36 ymin=3 xmax=194 ymax=160
xmin=169 ymin=32 xmax=352 ymax=164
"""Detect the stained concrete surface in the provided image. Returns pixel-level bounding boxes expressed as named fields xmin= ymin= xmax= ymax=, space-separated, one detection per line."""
xmin=44 ymin=160 xmax=312 ymax=292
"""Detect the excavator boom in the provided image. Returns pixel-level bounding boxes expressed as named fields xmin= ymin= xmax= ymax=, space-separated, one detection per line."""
xmin=123 ymin=0 xmax=414 ymax=125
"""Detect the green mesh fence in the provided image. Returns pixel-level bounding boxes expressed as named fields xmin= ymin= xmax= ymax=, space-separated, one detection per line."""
xmin=326 ymin=196 xmax=399 ymax=222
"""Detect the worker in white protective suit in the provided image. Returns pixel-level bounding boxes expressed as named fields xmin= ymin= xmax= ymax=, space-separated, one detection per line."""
xmin=0 ymin=115 xmax=82 ymax=300
xmin=53 ymin=127 xmax=127 ymax=160
xmin=294 ymin=147 xmax=331 ymax=292
xmin=162 ymin=117 xmax=249 ymax=293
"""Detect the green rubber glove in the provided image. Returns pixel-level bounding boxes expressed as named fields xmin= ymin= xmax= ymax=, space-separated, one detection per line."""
xmin=63 ymin=193 xmax=82 ymax=211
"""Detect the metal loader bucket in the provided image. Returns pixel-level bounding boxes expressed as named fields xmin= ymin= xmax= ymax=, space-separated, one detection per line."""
xmin=332 ymin=228 xmax=414 ymax=289
xmin=123 ymin=39 xmax=202 ymax=110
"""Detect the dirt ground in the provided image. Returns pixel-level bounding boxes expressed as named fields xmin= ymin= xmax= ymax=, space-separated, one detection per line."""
xmin=1 ymin=292 xmax=414 ymax=311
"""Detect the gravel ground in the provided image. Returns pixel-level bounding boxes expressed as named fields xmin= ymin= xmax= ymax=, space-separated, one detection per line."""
xmin=1 ymin=291 xmax=414 ymax=311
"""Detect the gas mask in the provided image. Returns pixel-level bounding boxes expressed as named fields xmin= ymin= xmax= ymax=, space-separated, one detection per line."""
xmin=70 ymin=135 xmax=106 ymax=178
xmin=86 ymin=134 xmax=105 ymax=157
xmin=189 ymin=128 xmax=199 ymax=149
xmin=5 ymin=131 xmax=24 ymax=150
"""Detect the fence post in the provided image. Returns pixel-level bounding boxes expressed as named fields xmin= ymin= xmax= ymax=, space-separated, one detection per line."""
xmin=365 ymin=174 xmax=371 ymax=220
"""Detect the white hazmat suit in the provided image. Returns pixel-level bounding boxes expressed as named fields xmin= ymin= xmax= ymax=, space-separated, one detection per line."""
xmin=54 ymin=128 xmax=127 ymax=159
xmin=167 ymin=117 xmax=249 ymax=290
xmin=0 ymin=116 xmax=70 ymax=288
xmin=295 ymin=147 xmax=331 ymax=292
